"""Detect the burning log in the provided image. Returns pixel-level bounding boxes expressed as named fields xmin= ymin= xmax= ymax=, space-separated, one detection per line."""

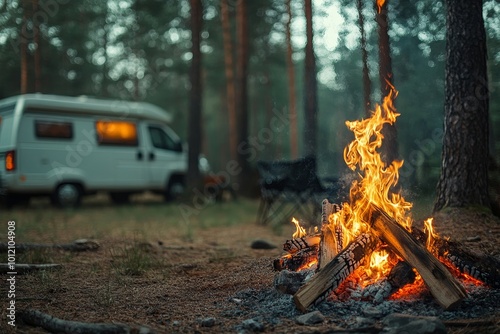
xmin=293 ymin=233 xmax=379 ymax=312
xmin=411 ymin=228 xmax=500 ymax=288
xmin=362 ymin=261 xmax=416 ymax=303
xmin=283 ymin=235 xmax=320 ymax=254
xmin=367 ymin=204 xmax=467 ymax=309
xmin=317 ymin=199 xmax=342 ymax=271
xmin=273 ymin=246 xmax=318 ymax=272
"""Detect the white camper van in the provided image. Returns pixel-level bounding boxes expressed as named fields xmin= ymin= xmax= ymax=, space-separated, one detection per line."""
xmin=0 ymin=94 xmax=188 ymax=207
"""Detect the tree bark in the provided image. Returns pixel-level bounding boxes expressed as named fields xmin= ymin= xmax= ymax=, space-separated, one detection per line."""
xmin=357 ymin=0 xmax=371 ymax=116
xmin=221 ymin=0 xmax=237 ymax=161
xmin=434 ymin=0 xmax=490 ymax=211
xmin=285 ymin=0 xmax=298 ymax=159
xmin=187 ymin=0 xmax=203 ymax=192
xmin=375 ymin=0 xmax=398 ymax=166
xmin=32 ymin=0 xmax=41 ymax=92
xmin=236 ymin=0 xmax=251 ymax=195
xmin=303 ymin=0 xmax=317 ymax=158
xmin=20 ymin=0 xmax=29 ymax=94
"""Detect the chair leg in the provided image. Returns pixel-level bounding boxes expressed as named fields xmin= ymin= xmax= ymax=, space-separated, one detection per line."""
xmin=259 ymin=198 xmax=275 ymax=225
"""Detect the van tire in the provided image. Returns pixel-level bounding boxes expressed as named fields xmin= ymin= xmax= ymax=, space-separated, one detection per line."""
xmin=110 ymin=192 xmax=131 ymax=204
xmin=52 ymin=183 xmax=82 ymax=208
xmin=164 ymin=177 xmax=185 ymax=201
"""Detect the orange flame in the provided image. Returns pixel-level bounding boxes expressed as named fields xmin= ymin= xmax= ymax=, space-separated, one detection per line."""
xmin=364 ymin=249 xmax=391 ymax=285
xmin=292 ymin=217 xmax=307 ymax=239
xmin=377 ymin=0 xmax=386 ymax=13
xmin=325 ymin=87 xmax=413 ymax=284
xmin=423 ymin=218 xmax=438 ymax=252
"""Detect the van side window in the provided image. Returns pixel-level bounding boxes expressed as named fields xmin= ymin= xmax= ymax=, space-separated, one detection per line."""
xmin=35 ymin=120 xmax=73 ymax=139
xmin=148 ymin=126 xmax=178 ymax=151
xmin=95 ymin=120 xmax=138 ymax=146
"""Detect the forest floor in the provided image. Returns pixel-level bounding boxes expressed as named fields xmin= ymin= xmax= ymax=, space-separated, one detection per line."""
xmin=0 ymin=197 xmax=499 ymax=333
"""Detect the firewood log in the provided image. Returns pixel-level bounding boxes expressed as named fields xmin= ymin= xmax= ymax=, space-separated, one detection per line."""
xmin=411 ymin=227 xmax=500 ymax=288
xmin=318 ymin=199 xmax=342 ymax=271
xmin=362 ymin=261 xmax=416 ymax=303
xmin=283 ymin=235 xmax=320 ymax=254
xmin=293 ymin=233 xmax=379 ymax=312
xmin=367 ymin=204 xmax=467 ymax=309
xmin=274 ymin=246 xmax=318 ymax=272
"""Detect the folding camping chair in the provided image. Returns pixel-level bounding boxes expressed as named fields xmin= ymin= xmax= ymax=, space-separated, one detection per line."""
xmin=256 ymin=155 xmax=343 ymax=226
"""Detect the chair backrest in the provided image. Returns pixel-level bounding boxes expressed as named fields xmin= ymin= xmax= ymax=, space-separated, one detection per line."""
xmin=257 ymin=155 xmax=323 ymax=193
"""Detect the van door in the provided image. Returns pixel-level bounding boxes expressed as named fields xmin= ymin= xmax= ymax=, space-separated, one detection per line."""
xmin=92 ymin=119 xmax=148 ymax=190
xmin=141 ymin=123 xmax=186 ymax=191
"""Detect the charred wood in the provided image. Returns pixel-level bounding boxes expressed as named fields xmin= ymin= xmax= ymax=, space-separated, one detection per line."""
xmin=283 ymin=235 xmax=320 ymax=254
xmin=362 ymin=261 xmax=416 ymax=303
xmin=293 ymin=233 xmax=379 ymax=312
xmin=274 ymin=246 xmax=318 ymax=272
xmin=367 ymin=204 xmax=467 ymax=309
xmin=412 ymin=227 xmax=500 ymax=288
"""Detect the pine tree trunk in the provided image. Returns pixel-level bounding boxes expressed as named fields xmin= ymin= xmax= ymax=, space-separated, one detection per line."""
xmin=187 ymin=0 xmax=203 ymax=191
xmin=221 ymin=0 xmax=237 ymax=161
xmin=357 ymin=0 xmax=371 ymax=116
xmin=434 ymin=0 xmax=490 ymax=211
xmin=20 ymin=0 xmax=29 ymax=94
xmin=304 ymin=0 xmax=317 ymax=158
xmin=376 ymin=0 xmax=398 ymax=166
xmin=236 ymin=0 xmax=251 ymax=195
xmin=286 ymin=0 xmax=298 ymax=159
xmin=32 ymin=0 xmax=41 ymax=92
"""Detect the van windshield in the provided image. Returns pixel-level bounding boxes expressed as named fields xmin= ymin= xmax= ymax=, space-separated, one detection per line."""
xmin=0 ymin=103 xmax=15 ymax=148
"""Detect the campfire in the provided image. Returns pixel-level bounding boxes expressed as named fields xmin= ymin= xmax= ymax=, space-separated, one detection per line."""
xmin=273 ymin=88 xmax=499 ymax=312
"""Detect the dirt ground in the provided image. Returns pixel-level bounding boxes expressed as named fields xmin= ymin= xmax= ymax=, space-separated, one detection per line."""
xmin=1 ymin=207 xmax=499 ymax=333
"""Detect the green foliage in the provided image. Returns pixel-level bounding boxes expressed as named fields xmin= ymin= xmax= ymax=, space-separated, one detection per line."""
xmin=0 ymin=0 xmax=498 ymax=193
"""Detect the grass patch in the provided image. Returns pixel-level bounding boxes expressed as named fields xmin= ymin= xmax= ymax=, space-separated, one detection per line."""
xmin=110 ymin=241 xmax=161 ymax=276
xmin=0 ymin=198 xmax=261 ymax=243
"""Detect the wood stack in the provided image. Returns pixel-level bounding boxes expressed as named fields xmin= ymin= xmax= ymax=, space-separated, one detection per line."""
xmin=273 ymin=200 xmax=499 ymax=312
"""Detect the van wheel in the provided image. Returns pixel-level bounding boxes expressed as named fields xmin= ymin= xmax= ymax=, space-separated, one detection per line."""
xmin=164 ymin=178 xmax=185 ymax=201
xmin=52 ymin=183 xmax=82 ymax=208
xmin=110 ymin=192 xmax=131 ymax=204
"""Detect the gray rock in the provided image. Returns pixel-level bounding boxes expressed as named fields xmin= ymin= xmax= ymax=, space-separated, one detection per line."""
xmin=296 ymin=311 xmax=325 ymax=325
xmin=274 ymin=269 xmax=311 ymax=295
xmin=355 ymin=316 xmax=375 ymax=327
xmin=383 ymin=313 xmax=447 ymax=334
xmin=363 ymin=306 xmax=383 ymax=319
xmin=242 ymin=318 xmax=264 ymax=332
xmin=200 ymin=317 xmax=216 ymax=327
xmin=250 ymin=239 xmax=277 ymax=249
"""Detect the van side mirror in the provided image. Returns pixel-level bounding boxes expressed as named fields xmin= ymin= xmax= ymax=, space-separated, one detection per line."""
xmin=174 ymin=141 xmax=183 ymax=152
